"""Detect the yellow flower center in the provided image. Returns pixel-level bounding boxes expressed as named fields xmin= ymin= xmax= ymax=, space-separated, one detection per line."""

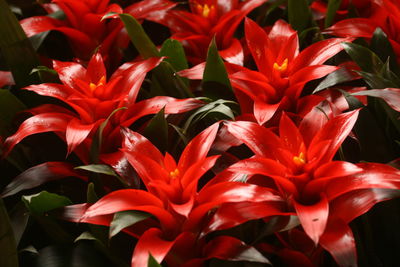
xmin=196 ymin=3 xmax=214 ymax=18
xmin=273 ymin=58 xmax=288 ymax=72
xmin=293 ymin=152 xmax=306 ymax=166
xmin=89 ymin=76 xmax=106 ymax=91
xmin=169 ymin=168 xmax=180 ymax=179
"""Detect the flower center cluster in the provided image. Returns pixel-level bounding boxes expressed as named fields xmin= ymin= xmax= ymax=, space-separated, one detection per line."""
xmin=293 ymin=152 xmax=306 ymax=166
xmin=273 ymin=58 xmax=288 ymax=73
xmin=169 ymin=168 xmax=180 ymax=179
xmin=89 ymin=76 xmax=106 ymax=91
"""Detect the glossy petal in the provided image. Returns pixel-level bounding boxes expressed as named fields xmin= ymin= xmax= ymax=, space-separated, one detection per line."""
xmin=120 ymin=128 xmax=164 ymax=164
xmin=204 ymin=201 xmax=286 ymax=234
xmin=131 ymin=228 xmax=176 ymax=267
xmin=293 ymin=195 xmax=329 ymax=245
xmin=290 ymin=38 xmax=353 ymax=72
xmin=20 ymin=16 xmax=64 ymax=37
xmin=254 ymin=100 xmax=280 ymax=125
xmin=324 ymin=18 xmax=378 ymax=38
xmin=224 ymin=120 xmax=281 ymax=157
xmin=65 ymin=118 xmax=98 ymax=155
xmin=319 ymin=219 xmax=357 ymax=267
xmin=82 ymin=189 xmax=176 ymax=231
xmin=308 ymin=110 xmax=359 ymax=165
xmin=24 ymin=83 xmax=79 ymax=101
xmin=3 ymin=113 xmax=73 ymax=156
xmin=53 ymin=60 xmax=87 ymax=89
xmin=178 ymin=123 xmax=219 ymax=173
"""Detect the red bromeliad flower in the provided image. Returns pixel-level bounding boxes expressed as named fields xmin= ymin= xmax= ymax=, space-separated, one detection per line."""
xmin=163 ymin=0 xmax=267 ymax=65
xmin=325 ymin=0 xmax=400 ymax=62
xmin=227 ymin=18 xmax=352 ymax=125
xmin=20 ymin=0 xmax=176 ymax=61
xmin=219 ymin=108 xmax=400 ymax=266
xmin=61 ymin=124 xmax=283 ymax=266
xmin=3 ymin=53 xmax=202 ymax=161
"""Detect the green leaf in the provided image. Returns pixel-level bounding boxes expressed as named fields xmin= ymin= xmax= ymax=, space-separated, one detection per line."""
xmin=338 ymin=89 xmax=364 ymax=110
xmin=22 ymin=191 xmax=72 ymax=214
xmin=119 ymin=14 xmax=160 ymax=59
xmin=109 ymin=211 xmax=151 ymax=239
xmin=148 ymin=254 xmax=162 ymax=267
xmin=313 ymin=67 xmax=356 ymax=93
xmin=342 ymin=42 xmax=384 ymax=74
xmin=0 ymin=89 xmax=26 ymax=136
xmin=119 ymin=14 xmax=192 ymax=98
xmin=0 ymin=198 xmax=18 ymax=267
xmin=370 ymin=28 xmax=399 ymax=75
xmin=87 ymin=183 xmax=99 ymax=204
xmin=143 ymin=107 xmax=168 ymax=152
xmin=288 ymin=0 xmax=314 ymax=33
xmin=160 ymin=39 xmax=188 ymax=72
xmin=0 ymin=0 xmax=40 ymax=87
xmin=76 ymin=164 xmax=118 ymax=177
xmin=325 ymin=0 xmax=342 ymax=28
xmin=183 ymin=99 xmax=237 ymax=133
xmin=202 ymin=39 xmax=235 ymax=101
xmin=203 ymin=38 xmax=231 ymax=89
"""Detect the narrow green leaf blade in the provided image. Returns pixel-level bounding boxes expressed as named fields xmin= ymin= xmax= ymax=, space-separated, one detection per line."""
xmin=76 ymin=164 xmax=118 ymax=177
xmin=342 ymin=42 xmax=384 ymax=73
xmin=202 ymin=39 xmax=234 ymax=101
xmin=119 ymin=13 xmax=160 ymax=58
xmin=110 ymin=211 xmax=151 ymax=239
xmin=143 ymin=107 xmax=168 ymax=152
xmin=325 ymin=0 xmax=342 ymax=28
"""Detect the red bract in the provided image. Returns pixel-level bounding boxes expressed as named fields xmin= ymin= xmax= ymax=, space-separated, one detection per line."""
xmin=227 ymin=18 xmax=352 ymax=125
xmin=3 ymin=53 xmax=202 ymax=160
xmin=325 ymin=0 xmax=400 ymax=62
xmin=20 ymin=0 xmax=176 ymax=61
xmin=163 ymin=0 xmax=267 ymax=65
xmin=222 ymin=109 xmax=400 ymax=266
xmin=64 ymin=124 xmax=283 ymax=266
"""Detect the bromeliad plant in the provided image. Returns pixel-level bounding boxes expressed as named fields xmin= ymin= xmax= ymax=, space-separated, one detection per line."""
xmin=1 ymin=0 xmax=400 ymax=267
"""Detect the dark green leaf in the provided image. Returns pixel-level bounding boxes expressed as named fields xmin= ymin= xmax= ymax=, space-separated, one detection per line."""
xmin=22 ymin=191 xmax=72 ymax=214
xmin=338 ymin=89 xmax=364 ymax=110
xmin=288 ymin=0 xmax=314 ymax=32
xmin=0 ymin=198 xmax=18 ymax=267
xmin=119 ymin=14 xmax=192 ymax=98
xmin=325 ymin=0 xmax=342 ymax=28
xmin=0 ymin=89 xmax=26 ymax=136
xmin=0 ymin=0 xmax=40 ymax=87
xmin=76 ymin=164 xmax=118 ymax=177
xmin=160 ymin=39 xmax=188 ymax=72
xmin=143 ymin=107 xmax=168 ymax=152
xmin=371 ymin=28 xmax=399 ymax=75
xmin=203 ymin=38 xmax=231 ymax=89
xmin=87 ymin=183 xmax=99 ymax=204
xmin=109 ymin=211 xmax=151 ymax=239
xmin=183 ymin=99 xmax=237 ymax=132
xmin=313 ymin=66 xmax=357 ymax=93
xmin=148 ymin=254 xmax=162 ymax=267
xmin=119 ymin=14 xmax=160 ymax=58
xmin=342 ymin=42 xmax=384 ymax=73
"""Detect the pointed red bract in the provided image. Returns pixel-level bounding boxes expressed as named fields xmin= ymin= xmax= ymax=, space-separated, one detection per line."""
xmin=222 ymin=109 xmax=400 ymax=265
xmin=4 ymin=54 xmax=202 ymax=159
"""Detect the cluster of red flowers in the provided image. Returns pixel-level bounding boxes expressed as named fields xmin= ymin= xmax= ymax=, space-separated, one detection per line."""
xmin=1 ymin=0 xmax=400 ymax=266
